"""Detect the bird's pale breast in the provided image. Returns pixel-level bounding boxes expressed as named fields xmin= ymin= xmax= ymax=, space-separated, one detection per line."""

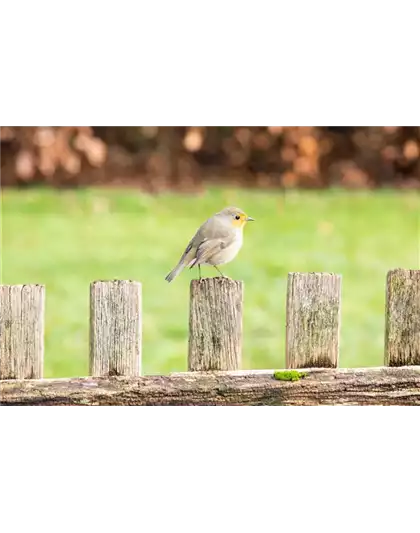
xmin=206 ymin=231 xmax=243 ymax=266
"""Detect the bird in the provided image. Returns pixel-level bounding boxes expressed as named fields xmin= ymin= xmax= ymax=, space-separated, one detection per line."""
xmin=165 ymin=206 xmax=255 ymax=283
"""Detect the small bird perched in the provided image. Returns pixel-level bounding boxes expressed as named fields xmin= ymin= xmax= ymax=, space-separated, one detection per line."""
xmin=165 ymin=206 xmax=255 ymax=282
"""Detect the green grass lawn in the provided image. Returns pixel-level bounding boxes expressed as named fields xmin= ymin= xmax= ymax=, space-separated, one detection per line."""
xmin=1 ymin=186 xmax=419 ymax=377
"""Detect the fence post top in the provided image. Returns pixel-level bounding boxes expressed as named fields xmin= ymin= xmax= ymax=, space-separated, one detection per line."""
xmin=190 ymin=277 xmax=243 ymax=287
xmin=90 ymin=279 xmax=141 ymax=285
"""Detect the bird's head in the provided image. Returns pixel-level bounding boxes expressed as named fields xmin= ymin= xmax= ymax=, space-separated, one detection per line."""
xmin=218 ymin=206 xmax=255 ymax=229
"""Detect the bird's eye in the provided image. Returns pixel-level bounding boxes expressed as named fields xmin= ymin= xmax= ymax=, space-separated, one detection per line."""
xmin=235 ymin=215 xmax=241 ymax=220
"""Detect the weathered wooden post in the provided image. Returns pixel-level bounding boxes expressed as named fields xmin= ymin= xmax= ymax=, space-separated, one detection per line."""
xmin=89 ymin=280 xmax=142 ymax=377
xmin=385 ymin=269 xmax=420 ymax=366
xmin=0 ymin=284 xmax=45 ymax=379
xmin=188 ymin=277 xmax=243 ymax=371
xmin=286 ymin=273 xmax=341 ymax=368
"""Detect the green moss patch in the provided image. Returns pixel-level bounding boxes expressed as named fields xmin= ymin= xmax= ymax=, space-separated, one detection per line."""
xmin=273 ymin=370 xmax=308 ymax=381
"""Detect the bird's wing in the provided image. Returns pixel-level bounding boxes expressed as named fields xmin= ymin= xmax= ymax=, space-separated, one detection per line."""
xmin=190 ymin=235 xmax=236 ymax=267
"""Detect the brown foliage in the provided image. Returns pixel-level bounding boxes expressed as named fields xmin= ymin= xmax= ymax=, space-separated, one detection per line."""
xmin=1 ymin=127 xmax=107 ymax=187
xmin=1 ymin=126 xmax=419 ymax=189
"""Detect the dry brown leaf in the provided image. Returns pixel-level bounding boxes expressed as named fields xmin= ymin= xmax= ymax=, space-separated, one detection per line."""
xmin=183 ymin=128 xmax=203 ymax=152
xmin=74 ymin=133 xmax=91 ymax=152
xmin=298 ymin=135 xmax=318 ymax=157
xmin=403 ymin=140 xmax=419 ymax=161
xmin=74 ymin=133 xmax=107 ymax=166
xmin=34 ymin=128 xmax=55 ymax=147
xmin=85 ymin=138 xmax=107 ymax=166
xmin=15 ymin=150 xmax=35 ymax=179
xmin=62 ymin=153 xmax=81 ymax=174
xmin=38 ymin=147 xmax=57 ymax=176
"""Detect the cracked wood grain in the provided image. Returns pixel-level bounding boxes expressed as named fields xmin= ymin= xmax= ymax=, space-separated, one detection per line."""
xmin=188 ymin=277 xmax=243 ymax=371
xmin=286 ymin=273 xmax=341 ymax=368
xmin=1 ymin=367 xmax=419 ymax=406
xmin=0 ymin=284 xmax=44 ymax=379
xmin=385 ymin=269 xmax=420 ymax=366
xmin=89 ymin=280 xmax=142 ymax=377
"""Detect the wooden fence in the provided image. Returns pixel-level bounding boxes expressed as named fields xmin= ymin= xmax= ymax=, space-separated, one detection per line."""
xmin=1 ymin=269 xmax=420 ymax=405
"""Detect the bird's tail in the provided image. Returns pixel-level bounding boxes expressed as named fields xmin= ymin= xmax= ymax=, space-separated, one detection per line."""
xmin=165 ymin=260 xmax=186 ymax=283
xmin=165 ymin=242 xmax=195 ymax=282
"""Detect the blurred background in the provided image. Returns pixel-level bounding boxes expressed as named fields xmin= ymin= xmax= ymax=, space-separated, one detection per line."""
xmin=1 ymin=126 xmax=419 ymax=377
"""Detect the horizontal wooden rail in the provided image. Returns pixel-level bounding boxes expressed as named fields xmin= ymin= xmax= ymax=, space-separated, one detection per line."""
xmin=2 ymin=270 xmax=420 ymax=406
xmin=1 ymin=367 xmax=419 ymax=406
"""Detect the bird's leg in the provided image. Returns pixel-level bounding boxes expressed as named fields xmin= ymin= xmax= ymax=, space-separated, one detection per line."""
xmin=214 ymin=265 xmax=225 ymax=277
xmin=198 ymin=265 xmax=201 ymax=280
